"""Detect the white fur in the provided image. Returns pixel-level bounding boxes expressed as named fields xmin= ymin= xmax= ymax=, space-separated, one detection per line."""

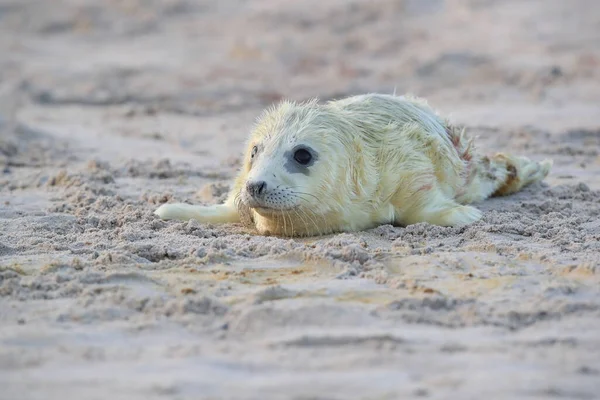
xmin=155 ymin=94 xmax=552 ymax=237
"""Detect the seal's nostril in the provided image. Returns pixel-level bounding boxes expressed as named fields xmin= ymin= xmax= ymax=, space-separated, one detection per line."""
xmin=246 ymin=181 xmax=267 ymax=198
xmin=256 ymin=181 xmax=266 ymax=195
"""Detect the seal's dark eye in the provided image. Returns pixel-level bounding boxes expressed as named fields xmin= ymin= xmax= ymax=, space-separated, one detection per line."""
xmin=251 ymin=146 xmax=258 ymax=158
xmin=293 ymin=148 xmax=312 ymax=165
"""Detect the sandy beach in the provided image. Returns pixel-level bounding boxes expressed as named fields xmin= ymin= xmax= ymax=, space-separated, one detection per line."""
xmin=1 ymin=0 xmax=600 ymax=398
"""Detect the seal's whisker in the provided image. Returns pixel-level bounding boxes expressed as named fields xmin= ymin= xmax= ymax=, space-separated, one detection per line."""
xmin=299 ymin=208 xmax=317 ymax=236
xmin=289 ymin=188 xmax=321 ymax=200
xmin=292 ymin=208 xmax=309 ymax=236
xmin=280 ymin=209 xmax=288 ymax=237
xmin=301 ymin=206 xmax=324 ymax=236
xmin=291 ymin=193 xmax=310 ymax=203
xmin=234 ymin=192 xmax=243 ymax=210
xmin=288 ymin=210 xmax=296 ymax=237
xmin=291 ymin=194 xmax=324 ymax=235
xmin=299 ymin=208 xmax=320 ymax=237
xmin=284 ymin=211 xmax=294 ymax=237
xmin=291 ymin=190 xmax=321 ymax=202
xmin=284 ymin=212 xmax=289 ymax=237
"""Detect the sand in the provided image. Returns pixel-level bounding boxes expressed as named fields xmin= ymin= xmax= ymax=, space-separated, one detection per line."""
xmin=1 ymin=0 xmax=600 ymax=399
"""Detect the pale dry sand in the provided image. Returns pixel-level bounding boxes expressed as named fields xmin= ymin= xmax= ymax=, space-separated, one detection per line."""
xmin=1 ymin=0 xmax=600 ymax=399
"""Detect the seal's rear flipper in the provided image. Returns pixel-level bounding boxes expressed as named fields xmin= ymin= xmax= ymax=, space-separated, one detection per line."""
xmin=490 ymin=154 xmax=553 ymax=196
xmin=455 ymin=151 xmax=552 ymax=204
xmin=154 ymin=203 xmax=240 ymax=224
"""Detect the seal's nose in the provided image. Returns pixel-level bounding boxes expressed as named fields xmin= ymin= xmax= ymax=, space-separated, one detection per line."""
xmin=246 ymin=180 xmax=267 ymax=198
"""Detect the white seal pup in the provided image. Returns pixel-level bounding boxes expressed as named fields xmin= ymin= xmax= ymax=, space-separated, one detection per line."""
xmin=155 ymin=94 xmax=552 ymax=237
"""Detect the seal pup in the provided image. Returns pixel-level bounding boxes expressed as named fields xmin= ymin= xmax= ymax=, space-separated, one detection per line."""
xmin=155 ymin=94 xmax=552 ymax=237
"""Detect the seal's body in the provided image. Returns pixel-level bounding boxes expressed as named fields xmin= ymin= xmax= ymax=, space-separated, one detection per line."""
xmin=155 ymin=94 xmax=552 ymax=237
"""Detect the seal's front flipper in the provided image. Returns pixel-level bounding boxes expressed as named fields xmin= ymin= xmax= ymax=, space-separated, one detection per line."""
xmin=424 ymin=204 xmax=483 ymax=227
xmin=395 ymin=184 xmax=483 ymax=227
xmin=406 ymin=200 xmax=482 ymax=227
xmin=154 ymin=203 xmax=240 ymax=224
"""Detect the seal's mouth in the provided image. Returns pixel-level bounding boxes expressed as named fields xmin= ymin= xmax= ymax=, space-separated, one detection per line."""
xmin=240 ymin=190 xmax=300 ymax=216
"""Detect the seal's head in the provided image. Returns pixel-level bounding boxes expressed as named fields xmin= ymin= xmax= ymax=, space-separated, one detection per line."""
xmin=235 ymin=100 xmax=358 ymax=236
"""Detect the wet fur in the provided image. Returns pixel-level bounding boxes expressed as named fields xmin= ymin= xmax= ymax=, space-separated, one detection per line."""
xmin=155 ymin=94 xmax=552 ymax=237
